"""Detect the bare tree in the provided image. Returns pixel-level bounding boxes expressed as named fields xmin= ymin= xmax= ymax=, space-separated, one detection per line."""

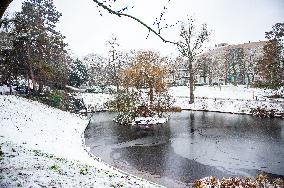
xmin=177 ymin=17 xmax=210 ymax=103
xmin=83 ymin=53 xmax=108 ymax=87
xmin=106 ymin=35 xmax=121 ymax=91
xmin=194 ymin=55 xmax=211 ymax=84
xmin=225 ymin=48 xmax=244 ymax=86
xmin=244 ymin=48 xmax=257 ymax=87
xmin=92 ymin=0 xmax=178 ymax=45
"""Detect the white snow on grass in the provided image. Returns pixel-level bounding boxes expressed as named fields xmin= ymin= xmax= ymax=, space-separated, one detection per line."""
xmin=169 ymin=86 xmax=284 ymax=116
xmin=79 ymin=93 xmax=112 ymax=111
xmin=79 ymin=86 xmax=283 ymax=116
xmin=78 ymin=85 xmax=284 ymax=117
xmin=0 ymin=95 xmax=162 ymax=187
xmin=0 ymin=140 xmax=163 ymax=187
xmin=0 ymin=95 xmax=96 ymax=166
xmin=169 ymin=85 xmax=281 ymax=100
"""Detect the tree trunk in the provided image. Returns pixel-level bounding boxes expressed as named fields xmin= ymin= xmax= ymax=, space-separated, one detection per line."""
xmin=9 ymin=80 xmax=12 ymax=95
xmin=26 ymin=73 xmax=30 ymax=94
xmin=233 ymin=66 xmax=237 ymax=86
xmin=225 ymin=62 xmax=228 ymax=85
xmin=203 ymin=75 xmax=206 ymax=83
xmin=149 ymin=83 xmax=153 ymax=108
xmin=188 ymin=60 xmax=194 ymax=104
xmin=242 ymin=70 xmax=246 ymax=85
xmin=246 ymin=74 xmax=251 ymax=88
xmin=28 ymin=62 xmax=36 ymax=94
xmin=209 ymin=71 xmax=212 ymax=86
xmin=38 ymin=81 xmax=43 ymax=95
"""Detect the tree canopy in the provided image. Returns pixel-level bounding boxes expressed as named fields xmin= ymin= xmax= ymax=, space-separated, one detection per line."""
xmin=0 ymin=0 xmax=69 ymax=93
xmin=257 ymin=23 xmax=284 ymax=88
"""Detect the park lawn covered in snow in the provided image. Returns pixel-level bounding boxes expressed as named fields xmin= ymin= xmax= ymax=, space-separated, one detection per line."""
xmin=0 ymin=95 xmax=162 ymax=187
xmin=80 ymin=85 xmax=284 ymax=117
xmin=169 ymin=85 xmax=284 ymax=117
xmin=77 ymin=93 xmax=111 ymax=112
xmin=169 ymin=85 xmax=282 ymax=100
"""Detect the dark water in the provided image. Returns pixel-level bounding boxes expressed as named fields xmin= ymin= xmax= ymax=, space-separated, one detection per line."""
xmin=84 ymin=111 xmax=284 ymax=187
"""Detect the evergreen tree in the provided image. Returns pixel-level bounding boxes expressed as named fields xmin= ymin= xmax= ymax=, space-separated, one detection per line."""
xmin=6 ymin=0 xmax=68 ymax=93
xmin=68 ymin=58 xmax=88 ymax=87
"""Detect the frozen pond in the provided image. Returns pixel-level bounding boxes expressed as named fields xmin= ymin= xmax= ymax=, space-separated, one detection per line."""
xmin=84 ymin=111 xmax=284 ymax=187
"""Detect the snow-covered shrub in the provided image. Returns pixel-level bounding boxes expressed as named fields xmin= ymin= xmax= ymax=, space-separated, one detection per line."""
xmin=79 ymin=166 xmax=88 ymax=175
xmin=108 ymin=89 xmax=138 ymax=113
xmin=196 ymin=175 xmax=284 ymax=188
xmin=24 ymin=90 xmax=86 ymax=113
xmin=48 ymin=90 xmax=63 ymax=108
xmin=109 ymin=89 xmax=138 ymax=124
xmin=113 ymin=111 xmax=136 ymax=125
xmin=250 ymin=107 xmax=276 ymax=117
xmin=152 ymin=91 xmax=176 ymax=117
xmin=49 ymin=164 xmax=60 ymax=172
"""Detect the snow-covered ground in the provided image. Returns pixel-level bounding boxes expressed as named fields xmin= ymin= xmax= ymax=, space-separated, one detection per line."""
xmin=1 ymin=86 xmax=283 ymax=187
xmin=169 ymin=85 xmax=282 ymax=100
xmin=0 ymin=85 xmax=16 ymax=95
xmin=0 ymin=95 xmax=162 ymax=187
xmin=78 ymin=93 xmax=111 ymax=112
xmin=79 ymin=85 xmax=284 ymax=117
xmin=169 ymin=85 xmax=284 ymax=117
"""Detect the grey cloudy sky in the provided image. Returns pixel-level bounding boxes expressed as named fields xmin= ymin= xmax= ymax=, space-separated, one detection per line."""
xmin=6 ymin=0 xmax=284 ymax=57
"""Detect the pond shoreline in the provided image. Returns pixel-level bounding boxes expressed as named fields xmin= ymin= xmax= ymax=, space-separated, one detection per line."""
xmin=82 ymin=106 xmax=284 ymax=119
xmin=85 ymin=111 xmax=284 ymax=187
xmin=80 ymin=86 xmax=284 ymax=119
xmin=0 ymin=95 xmax=162 ymax=187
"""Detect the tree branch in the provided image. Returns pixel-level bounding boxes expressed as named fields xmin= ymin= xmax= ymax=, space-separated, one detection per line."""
xmin=93 ymin=0 xmax=179 ymax=46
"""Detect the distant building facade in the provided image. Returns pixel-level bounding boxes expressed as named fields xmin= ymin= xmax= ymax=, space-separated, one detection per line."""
xmin=193 ymin=41 xmax=267 ymax=85
xmin=167 ymin=41 xmax=267 ymax=86
xmin=167 ymin=57 xmax=190 ymax=86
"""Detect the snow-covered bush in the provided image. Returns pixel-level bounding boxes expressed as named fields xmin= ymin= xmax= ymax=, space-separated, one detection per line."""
xmin=152 ymin=91 xmax=174 ymax=116
xmin=108 ymin=89 xmax=138 ymax=112
xmin=24 ymin=90 xmax=86 ymax=113
xmin=109 ymin=89 xmax=138 ymax=124
xmin=113 ymin=111 xmax=136 ymax=125
xmin=250 ymin=107 xmax=276 ymax=117
xmin=195 ymin=174 xmax=284 ymax=188
xmin=110 ymin=90 xmax=174 ymax=125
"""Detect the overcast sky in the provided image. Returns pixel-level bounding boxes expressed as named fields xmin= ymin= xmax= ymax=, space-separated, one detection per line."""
xmin=6 ymin=0 xmax=284 ymax=58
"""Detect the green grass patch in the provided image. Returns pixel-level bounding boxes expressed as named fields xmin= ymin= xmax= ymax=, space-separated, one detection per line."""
xmin=49 ymin=164 xmax=60 ymax=172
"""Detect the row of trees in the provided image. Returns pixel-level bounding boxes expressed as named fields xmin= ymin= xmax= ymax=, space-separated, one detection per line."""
xmin=1 ymin=0 xmax=210 ymax=106
xmin=193 ymin=46 xmax=257 ymax=87
xmin=0 ymin=0 xmax=91 ymax=95
xmin=2 ymin=0 xmax=281 ymax=118
xmin=79 ymin=17 xmax=210 ymax=105
xmin=0 ymin=0 xmax=68 ymax=93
